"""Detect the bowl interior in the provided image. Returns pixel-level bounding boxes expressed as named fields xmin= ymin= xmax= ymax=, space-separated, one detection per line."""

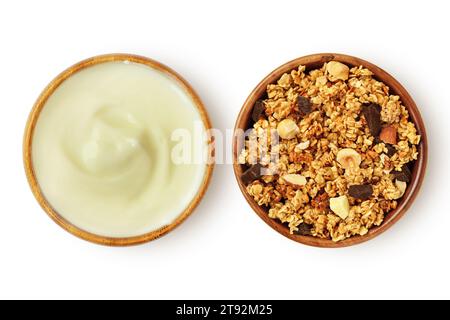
xmin=233 ymin=53 xmax=427 ymax=248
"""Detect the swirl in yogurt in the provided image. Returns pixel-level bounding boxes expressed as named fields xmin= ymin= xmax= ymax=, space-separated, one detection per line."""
xmin=32 ymin=61 xmax=207 ymax=237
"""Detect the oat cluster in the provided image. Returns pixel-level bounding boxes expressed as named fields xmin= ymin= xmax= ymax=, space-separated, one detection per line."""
xmin=239 ymin=61 xmax=420 ymax=242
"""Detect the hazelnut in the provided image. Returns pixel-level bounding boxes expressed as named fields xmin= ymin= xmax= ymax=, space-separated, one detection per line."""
xmin=277 ymin=119 xmax=299 ymax=140
xmin=336 ymin=148 xmax=362 ymax=169
xmin=326 ymin=61 xmax=350 ymax=82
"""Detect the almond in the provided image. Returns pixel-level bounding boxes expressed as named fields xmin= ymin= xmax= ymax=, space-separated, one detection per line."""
xmin=379 ymin=125 xmax=397 ymax=145
xmin=282 ymin=174 xmax=307 ymax=188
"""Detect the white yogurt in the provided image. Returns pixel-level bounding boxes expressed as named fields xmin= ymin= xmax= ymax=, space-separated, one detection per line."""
xmin=32 ymin=61 xmax=207 ymax=238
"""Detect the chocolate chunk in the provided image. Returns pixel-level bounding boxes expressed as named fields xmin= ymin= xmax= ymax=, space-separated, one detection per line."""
xmin=361 ymin=103 xmax=381 ymax=136
xmin=294 ymin=223 xmax=312 ymax=236
xmin=241 ymin=163 xmax=264 ymax=185
xmin=251 ymin=100 xmax=266 ymax=122
xmin=385 ymin=144 xmax=396 ymax=157
xmin=348 ymin=184 xmax=373 ymax=200
xmin=296 ymin=96 xmax=312 ymax=116
xmin=393 ymin=165 xmax=412 ymax=183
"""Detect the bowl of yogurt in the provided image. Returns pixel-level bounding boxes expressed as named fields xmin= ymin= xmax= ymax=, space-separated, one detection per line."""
xmin=24 ymin=54 xmax=214 ymax=246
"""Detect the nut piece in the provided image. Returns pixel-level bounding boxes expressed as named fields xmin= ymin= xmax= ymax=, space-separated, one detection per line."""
xmin=326 ymin=61 xmax=350 ymax=82
xmin=330 ymin=195 xmax=350 ymax=220
xmin=282 ymin=174 xmax=307 ymax=187
xmin=336 ymin=148 xmax=362 ymax=169
xmin=394 ymin=179 xmax=407 ymax=199
xmin=380 ymin=126 xmax=397 ymax=145
xmin=295 ymin=140 xmax=310 ymax=151
xmin=277 ymin=118 xmax=299 ymax=140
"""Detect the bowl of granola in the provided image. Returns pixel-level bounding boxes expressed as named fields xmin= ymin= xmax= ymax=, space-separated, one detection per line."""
xmin=233 ymin=53 xmax=427 ymax=247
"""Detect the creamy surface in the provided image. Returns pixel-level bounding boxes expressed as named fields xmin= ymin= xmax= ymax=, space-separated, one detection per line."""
xmin=32 ymin=61 xmax=207 ymax=237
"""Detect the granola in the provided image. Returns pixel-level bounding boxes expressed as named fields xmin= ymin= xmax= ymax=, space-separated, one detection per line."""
xmin=239 ymin=61 xmax=420 ymax=242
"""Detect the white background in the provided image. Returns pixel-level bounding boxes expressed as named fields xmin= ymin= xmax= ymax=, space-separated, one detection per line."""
xmin=1 ymin=0 xmax=449 ymax=300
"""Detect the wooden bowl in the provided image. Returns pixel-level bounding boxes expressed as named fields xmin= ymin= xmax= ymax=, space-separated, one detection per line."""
xmin=233 ymin=53 xmax=427 ymax=248
xmin=23 ymin=54 xmax=214 ymax=246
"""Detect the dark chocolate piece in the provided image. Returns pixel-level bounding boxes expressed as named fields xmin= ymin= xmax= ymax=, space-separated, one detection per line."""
xmin=385 ymin=144 xmax=396 ymax=157
xmin=361 ymin=103 xmax=382 ymax=136
xmin=393 ymin=165 xmax=412 ymax=183
xmin=294 ymin=223 xmax=312 ymax=236
xmin=241 ymin=163 xmax=264 ymax=185
xmin=296 ymin=96 xmax=312 ymax=116
xmin=348 ymin=184 xmax=373 ymax=200
xmin=252 ymin=100 xmax=266 ymax=122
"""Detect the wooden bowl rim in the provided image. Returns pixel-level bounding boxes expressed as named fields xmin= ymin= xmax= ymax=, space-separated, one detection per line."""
xmin=23 ymin=53 xmax=215 ymax=246
xmin=232 ymin=53 xmax=428 ymax=248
